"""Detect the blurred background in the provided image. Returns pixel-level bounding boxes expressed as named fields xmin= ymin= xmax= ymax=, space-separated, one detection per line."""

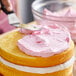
xmin=17 ymin=0 xmax=34 ymax=23
xmin=0 ymin=0 xmax=35 ymax=33
xmin=0 ymin=0 xmax=75 ymax=33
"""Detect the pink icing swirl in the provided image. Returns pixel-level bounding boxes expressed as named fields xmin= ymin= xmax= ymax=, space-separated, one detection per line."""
xmin=18 ymin=25 xmax=71 ymax=57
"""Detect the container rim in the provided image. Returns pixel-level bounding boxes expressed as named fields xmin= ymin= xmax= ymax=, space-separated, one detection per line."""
xmin=31 ymin=0 xmax=76 ymax=21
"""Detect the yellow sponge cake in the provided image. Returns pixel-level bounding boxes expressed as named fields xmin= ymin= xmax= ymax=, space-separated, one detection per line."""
xmin=0 ymin=24 xmax=74 ymax=76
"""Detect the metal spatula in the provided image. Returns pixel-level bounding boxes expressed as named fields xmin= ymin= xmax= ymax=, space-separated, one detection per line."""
xmin=0 ymin=0 xmax=42 ymax=31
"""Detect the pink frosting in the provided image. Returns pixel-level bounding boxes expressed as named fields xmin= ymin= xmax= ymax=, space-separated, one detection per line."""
xmin=18 ymin=25 xmax=71 ymax=57
xmin=44 ymin=7 xmax=76 ymax=17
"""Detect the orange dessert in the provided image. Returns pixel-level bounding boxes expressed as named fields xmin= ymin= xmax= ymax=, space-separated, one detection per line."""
xmin=0 ymin=24 xmax=74 ymax=76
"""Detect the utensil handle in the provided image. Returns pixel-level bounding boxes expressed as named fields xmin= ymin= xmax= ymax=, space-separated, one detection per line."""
xmin=0 ymin=0 xmax=14 ymax=14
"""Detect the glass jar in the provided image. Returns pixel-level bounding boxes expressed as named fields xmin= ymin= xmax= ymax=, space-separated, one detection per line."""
xmin=32 ymin=0 xmax=76 ymax=43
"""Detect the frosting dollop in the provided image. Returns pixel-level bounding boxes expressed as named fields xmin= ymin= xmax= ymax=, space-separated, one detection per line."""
xmin=18 ymin=25 xmax=71 ymax=57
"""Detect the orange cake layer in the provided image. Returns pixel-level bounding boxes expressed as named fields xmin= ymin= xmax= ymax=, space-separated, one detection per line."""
xmin=0 ymin=29 xmax=74 ymax=67
xmin=0 ymin=62 xmax=73 ymax=76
